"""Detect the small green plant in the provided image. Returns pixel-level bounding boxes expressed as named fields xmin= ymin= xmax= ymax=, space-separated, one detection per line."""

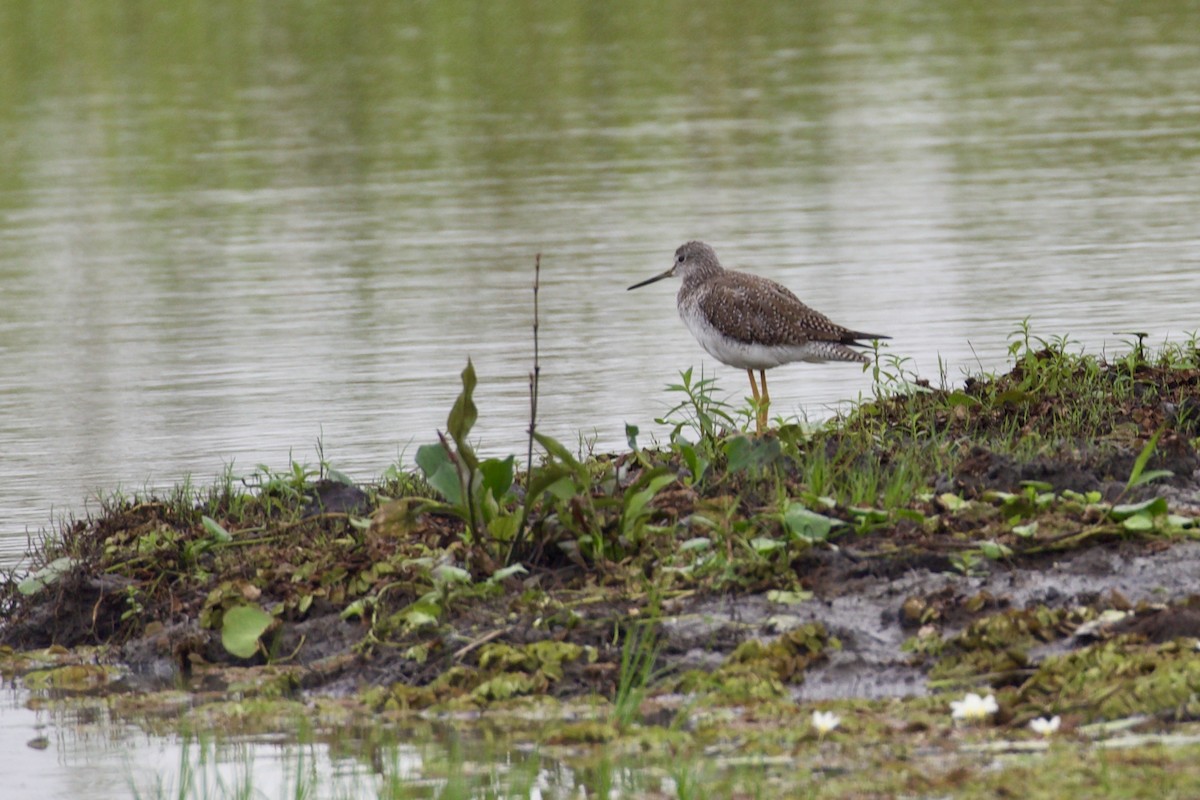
xmin=1125 ymin=429 xmax=1173 ymax=491
xmin=658 ymin=367 xmax=737 ymax=446
xmin=416 ymin=359 xmax=522 ymax=553
xmin=612 ymin=621 xmax=661 ymax=728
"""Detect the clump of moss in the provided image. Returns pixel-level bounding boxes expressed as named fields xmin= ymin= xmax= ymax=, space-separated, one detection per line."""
xmin=929 ymin=606 xmax=1087 ymax=683
xmin=1017 ymin=636 xmax=1200 ymax=721
xmin=672 ymin=622 xmax=836 ymax=703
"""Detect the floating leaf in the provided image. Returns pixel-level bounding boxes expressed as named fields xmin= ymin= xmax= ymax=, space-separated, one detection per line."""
xmin=220 ymin=604 xmax=273 ymax=659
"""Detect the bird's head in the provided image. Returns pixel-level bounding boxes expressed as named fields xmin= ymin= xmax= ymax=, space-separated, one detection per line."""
xmin=627 ymin=241 xmax=721 ymax=291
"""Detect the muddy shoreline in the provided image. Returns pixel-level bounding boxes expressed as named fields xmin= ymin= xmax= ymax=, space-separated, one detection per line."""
xmin=6 ymin=343 xmax=1200 ymax=789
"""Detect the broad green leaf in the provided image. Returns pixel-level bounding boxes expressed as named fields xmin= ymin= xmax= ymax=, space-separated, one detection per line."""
xmin=1012 ymin=521 xmax=1038 ymax=538
xmin=479 ymin=456 xmax=515 ymax=500
xmin=488 ymin=513 xmax=521 ymax=542
xmin=220 ymin=604 xmax=273 ymax=659
xmin=447 ymin=359 xmax=478 ymax=444
xmin=402 ymin=601 xmax=442 ymax=628
xmin=622 ymin=470 xmax=675 ymax=536
xmin=979 ymin=540 xmax=1012 ymax=559
xmin=946 ymin=391 xmax=980 ymax=407
xmin=783 ymin=503 xmax=841 ymax=543
xmin=625 ymin=423 xmax=639 ymax=451
xmin=1122 ymin=513 xmax=1155 ymax=532
xmin=415 ymin=443 xmax=463 ymax=506
xmin=432 ymin=565 xmax=471 ymax=585
xmin=327 ymin=468 xmax=354 ymax=486
xmin=201 ymin=515 xmax=232 ymax=542
xmin=545 ymin=476 xmax=578 ymax=502
xmin=16 ymin=556 xmax=76 ymax=596
xmin=534 ymin=432 xmax=582 ymax=471
xmin=489 ymin=564 xmax=528 ymax=582
xmin=750 ymin=537 xmax=784 ymax=555
xmin=938 ymin=493 xmax=967 ymax=512
xmin=1110 ymin=497 xmax=1169 ymax=520
xmin=680 ymin=537 xmax=711 ymax=551
xmin=524 ymin=464 xmax=573 ymax=503
xmin=724 ymin=435 xmax=781 ymax=473
xmin=678 ymin=442 xmax=710 ymax=483
xmin=340 ymin=599 xmax=368 ymax=620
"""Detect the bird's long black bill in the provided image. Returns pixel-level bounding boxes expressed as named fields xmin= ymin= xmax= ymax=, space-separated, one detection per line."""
xmin=627 ymin=268 xmax=674 ymax=291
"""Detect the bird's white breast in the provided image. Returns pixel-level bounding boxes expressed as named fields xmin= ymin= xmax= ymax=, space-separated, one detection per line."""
xmin=679 ymin=302 xmax=828 ymax=370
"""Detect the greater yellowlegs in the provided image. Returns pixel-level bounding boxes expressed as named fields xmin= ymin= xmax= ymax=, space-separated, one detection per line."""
xmin=628 ymin=241 xmax=889 ymax=434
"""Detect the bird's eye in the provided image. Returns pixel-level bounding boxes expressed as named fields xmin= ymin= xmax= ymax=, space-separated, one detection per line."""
xmin=676 ymin=254 xmax=685 ymax=263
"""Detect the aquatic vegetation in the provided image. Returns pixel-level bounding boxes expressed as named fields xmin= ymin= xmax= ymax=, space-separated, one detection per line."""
xmin=6 ymin=323 xmax=1200 ymax=796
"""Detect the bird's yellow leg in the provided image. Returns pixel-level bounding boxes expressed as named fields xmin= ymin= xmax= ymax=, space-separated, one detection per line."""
xmin=758 ymin=370 xmax=771 ymax=432
xmin=746 ymin=369 xmax=763 ymax=434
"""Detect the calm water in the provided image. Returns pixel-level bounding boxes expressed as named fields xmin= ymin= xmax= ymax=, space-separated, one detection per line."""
xmin=3 ymin=0 xmax=1200 ymax=795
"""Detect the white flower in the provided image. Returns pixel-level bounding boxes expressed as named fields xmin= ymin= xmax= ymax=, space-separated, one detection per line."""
xmin=811 ymin=709 xmax=841 ymax=737
xmin=1029 ymin=716 xmax=1061 ymax=737
xmin=950 ymin=692 xmax=999 ymax=722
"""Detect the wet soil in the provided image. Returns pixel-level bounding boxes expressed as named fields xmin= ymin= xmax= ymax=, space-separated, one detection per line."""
xmin=5 ymin=350 xmax=1200 ymax=719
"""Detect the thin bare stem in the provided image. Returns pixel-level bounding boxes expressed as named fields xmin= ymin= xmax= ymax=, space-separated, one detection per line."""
xmin=510 ymin=253 xmax=541 ymax=563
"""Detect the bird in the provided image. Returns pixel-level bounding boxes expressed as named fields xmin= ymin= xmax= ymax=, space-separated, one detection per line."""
xmin=628 ymin=241 xmax=889 ymax=434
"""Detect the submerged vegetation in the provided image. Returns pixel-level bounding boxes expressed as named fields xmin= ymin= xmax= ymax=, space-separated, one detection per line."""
xmin=7 ymin=322 xmax=1200 ymax=796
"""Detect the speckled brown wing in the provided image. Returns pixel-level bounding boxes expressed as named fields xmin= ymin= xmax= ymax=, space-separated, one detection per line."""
xmin=696 ymin=272 xmax=869 ymax=347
